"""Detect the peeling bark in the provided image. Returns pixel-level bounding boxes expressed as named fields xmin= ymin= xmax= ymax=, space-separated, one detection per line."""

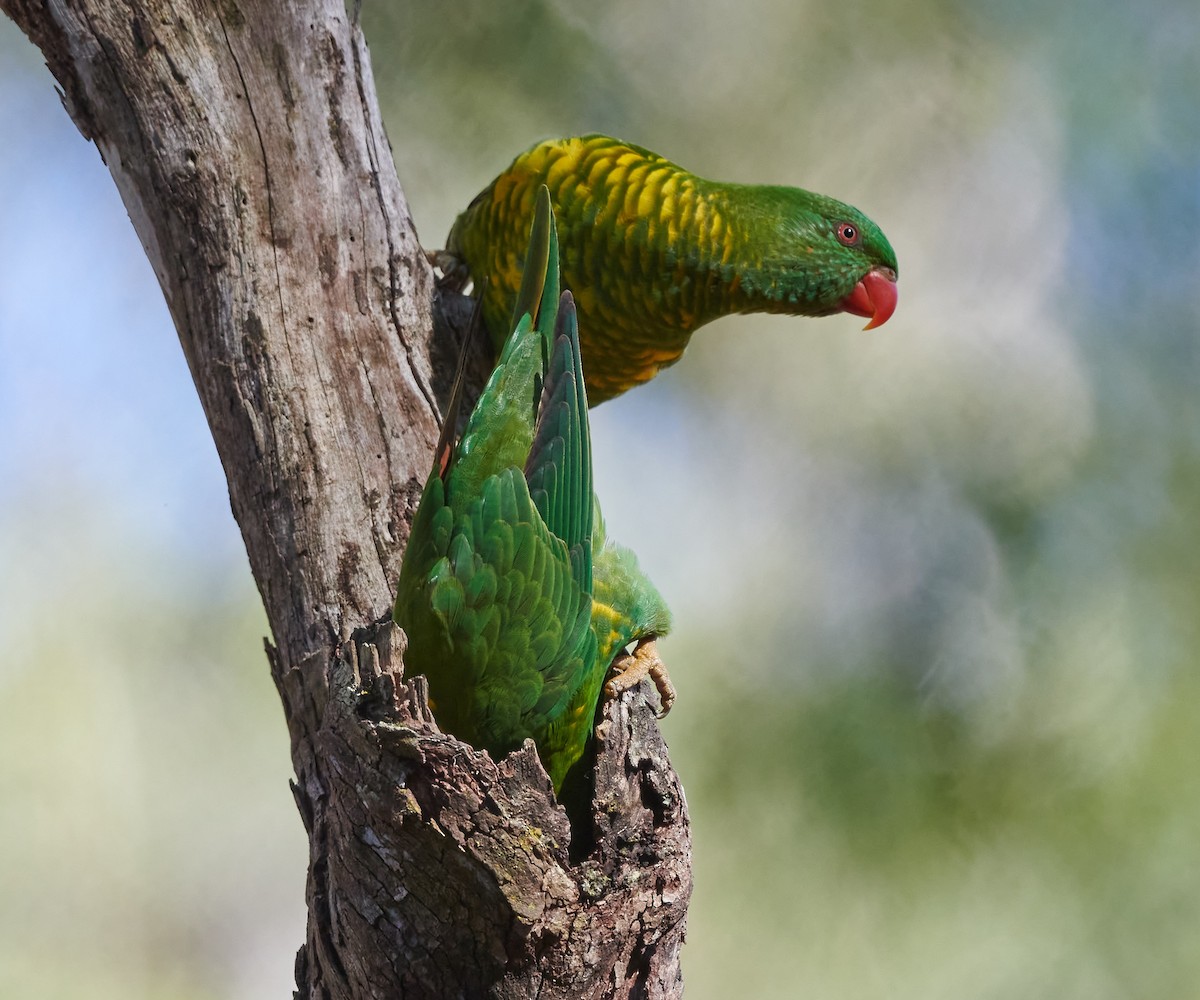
xmin=1 ymin=1 xmax=690 ymax=996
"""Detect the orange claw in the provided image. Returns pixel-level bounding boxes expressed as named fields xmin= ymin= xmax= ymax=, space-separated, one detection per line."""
xmin=604 ymin=637 xmax=676 ymax=718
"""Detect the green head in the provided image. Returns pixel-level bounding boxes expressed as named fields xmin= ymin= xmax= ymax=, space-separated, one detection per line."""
xmin=727 ymin=184 xmax=898 ymax=328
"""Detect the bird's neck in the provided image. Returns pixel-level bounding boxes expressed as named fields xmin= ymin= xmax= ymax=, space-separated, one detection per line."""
xmin=578 ymin=177 xmax=818 ymax=402
xmin=686 ymin=182 xmax=823 ymax=324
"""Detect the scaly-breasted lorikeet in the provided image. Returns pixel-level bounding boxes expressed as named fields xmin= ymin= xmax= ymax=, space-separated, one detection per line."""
xmin=395 ymin=187 xmax=672 ymax=795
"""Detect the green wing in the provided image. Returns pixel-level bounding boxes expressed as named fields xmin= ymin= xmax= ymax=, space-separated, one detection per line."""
xmin=526 ymin=290 xmax=593 ymax=594
xmin=517 ymin=292 xmax=603 ymax=785
xmin=448 ymin=186 xmax=562 ymax=504
xmin=406 ymin=466 xmax=595 ymax=767
xmin=394 ymin=187 xmax=599 ymax=792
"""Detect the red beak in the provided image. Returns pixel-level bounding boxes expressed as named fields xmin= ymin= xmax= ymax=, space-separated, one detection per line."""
xmin=839 ymin=268 xmax=898 ymax=330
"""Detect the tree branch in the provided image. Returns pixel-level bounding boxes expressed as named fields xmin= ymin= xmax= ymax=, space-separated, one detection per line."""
xmin=2 ymin=0 xmax=690 ymax=996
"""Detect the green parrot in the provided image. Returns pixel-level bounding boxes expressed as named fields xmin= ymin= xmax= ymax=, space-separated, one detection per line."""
xmin=441 ymin=133 xmax=899 ymax=404
xmin=395 ymin=187 xmax=672 ymax=795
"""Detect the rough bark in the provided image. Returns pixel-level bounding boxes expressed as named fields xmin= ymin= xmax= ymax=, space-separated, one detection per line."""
xmin=1 ymin=2 xmax=690 ymax=997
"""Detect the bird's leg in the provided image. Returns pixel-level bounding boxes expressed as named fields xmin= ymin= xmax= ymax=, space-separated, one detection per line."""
xmin=604 ymin=637 xmax=676 ymax=718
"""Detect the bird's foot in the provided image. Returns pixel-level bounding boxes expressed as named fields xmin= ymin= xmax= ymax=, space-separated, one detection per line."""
xmin=427 ymin=248 xmax=472 ymax=293
xmin=604 ymin=637 xmax=675 ymax=718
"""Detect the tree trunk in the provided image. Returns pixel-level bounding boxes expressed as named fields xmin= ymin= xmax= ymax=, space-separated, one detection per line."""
xmin=1 ymin=2 xmax=690 ymax=997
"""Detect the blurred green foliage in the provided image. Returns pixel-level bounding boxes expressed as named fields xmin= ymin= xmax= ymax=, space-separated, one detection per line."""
xmin=3 ymin=0 xmax=1199 ymax=996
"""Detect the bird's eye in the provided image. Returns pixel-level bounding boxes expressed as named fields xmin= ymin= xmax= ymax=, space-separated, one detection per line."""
xmin=836 ymin=222 xmax=860 ymax=246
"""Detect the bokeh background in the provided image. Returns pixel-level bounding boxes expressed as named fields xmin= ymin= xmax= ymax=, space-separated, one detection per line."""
xmin=3 ymin=2 xmax=1198 ymax=997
